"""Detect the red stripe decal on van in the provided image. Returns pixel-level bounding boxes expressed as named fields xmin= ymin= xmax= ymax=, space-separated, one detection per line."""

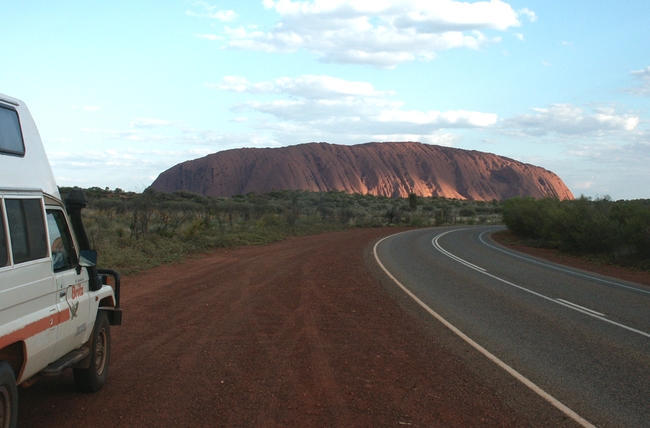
xmin=0 ymin=309 xmax=71 ymax=349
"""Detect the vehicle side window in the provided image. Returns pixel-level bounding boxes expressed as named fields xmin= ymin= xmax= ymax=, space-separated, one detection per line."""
xmin=0 ymin=105 xmax=25 ymax=156
xmin=0 ymin=203 xmax=7 ymax=267
xmin=5 ymin=199 xmax=48 ymax=264
xmin=46 ymin=210 xmax=76 ymax=272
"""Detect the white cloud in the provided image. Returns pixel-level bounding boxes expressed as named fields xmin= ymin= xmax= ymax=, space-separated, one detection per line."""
xmin=631 ymin=66 xmax=650 ymax=80
xmin=623 ymin=66 xmax=650 ymax=96
xmin=83 ymin=105 xmax=101 ymax=112
xmin=47 ymin=123 xmax=285 ymax=190
xmin=503 ymin=104 xmax=640 ymax=137
xmin=211 ymin=74 xmax=497 ymax=144
xmin=214 ymin=10 xmax=238 ymax=21
xmin=374 ymin=131 xmax=461 ymax=146
xmin=130 ymin=118 xmax=176 ymax=128
xmin=178 ymin=130 xmax=281 ymax=149
xmin=572 ymin=181 xmax=595 ymax=190
xmin=186 ymin=10 xmax=237 ymax=21
xmin=376 ymin=109 xmax=497 ymax=127
xmin=516 ymin=7 xmax=537 ymax=23
xmin=209 ymin=76 xmax=255 ymax=92
xmin=514 ymin=32 xmax=524 ymax=41
xmin=48 ymin=147 xmax=216 ymax=189
xmin=223 ymin=0 xmax=528 ymax=68
xmin=211 ymin=75 xmax=390 ymax=98
xmin=185 ymin=1 xmax=237 ymax=21
xmin=555 ymin=138 xmax=650 ymax=199
xmin=592 ymin=140 xmax=649 ymax=161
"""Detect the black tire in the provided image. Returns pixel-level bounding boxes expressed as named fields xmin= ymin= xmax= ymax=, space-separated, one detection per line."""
xmin=73 ymin=311 xmax=111 ymax=392
xmin=0 ymin=361 xmax=18 ymax=428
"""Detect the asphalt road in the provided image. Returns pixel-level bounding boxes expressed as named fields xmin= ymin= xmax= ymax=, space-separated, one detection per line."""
xmin=374 ymin=226 xmax=650 ymax=428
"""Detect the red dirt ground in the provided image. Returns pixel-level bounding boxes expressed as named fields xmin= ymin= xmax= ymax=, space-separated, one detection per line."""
xmin=17 ymin=228 xmax=596 ymax=427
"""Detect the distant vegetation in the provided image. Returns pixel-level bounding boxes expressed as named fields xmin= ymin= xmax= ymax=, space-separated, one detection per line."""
xmin=502 ymin=196 xmax=650 ymax=269
xmin=61 ymin=187 xmax=503 ymax=274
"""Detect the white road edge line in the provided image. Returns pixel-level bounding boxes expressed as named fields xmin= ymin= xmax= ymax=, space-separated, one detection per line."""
xmin=373 ymin=232 xmax=596 ymax=428
xmin=479 ymin=230 xmax=650 ymax=296
xmin=434 ymin=230 xmax=650 ymax=340
xmin=556 ymin=299 xmax=607 ymax=317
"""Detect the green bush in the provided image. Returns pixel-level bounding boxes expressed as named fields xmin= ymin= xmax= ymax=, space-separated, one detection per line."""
xmin=502 ymin=195 xmax=650 ymax=268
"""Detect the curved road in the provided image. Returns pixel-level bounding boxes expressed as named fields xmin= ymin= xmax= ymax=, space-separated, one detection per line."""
xmin=374 ymin=226 xmax=650 ymax=428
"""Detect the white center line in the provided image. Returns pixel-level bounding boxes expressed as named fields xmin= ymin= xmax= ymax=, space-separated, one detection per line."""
xmin=556 ymin=299 xmax=606 ymax=317
xmin=432 ymin=229 xmax=650 ymax=340
xmin=479 ymin=230 xmax=650 ymax=296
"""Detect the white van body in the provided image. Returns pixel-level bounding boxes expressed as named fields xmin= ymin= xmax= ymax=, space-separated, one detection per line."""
xmin=0 ymin=93 xmax=121 ymax=428
xmin=0 ymin=94 xmax=59 ymax=198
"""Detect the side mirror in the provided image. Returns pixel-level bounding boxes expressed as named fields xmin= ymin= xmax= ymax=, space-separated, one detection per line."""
xmin=78 ymin=249 xmax=97 ymax=268
xmin=78 ymin=249 xmax=102 ymax=290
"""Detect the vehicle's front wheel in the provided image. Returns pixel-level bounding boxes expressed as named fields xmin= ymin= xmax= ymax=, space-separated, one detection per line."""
xmin=0 ymin=360 xmax=18 ymax=428
xmin=74 ymin=311 xmax=111 ymax=392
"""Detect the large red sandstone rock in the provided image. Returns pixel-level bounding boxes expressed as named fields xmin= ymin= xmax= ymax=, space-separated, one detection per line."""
xmin=150 ymin=142 xmax=574 ymax=201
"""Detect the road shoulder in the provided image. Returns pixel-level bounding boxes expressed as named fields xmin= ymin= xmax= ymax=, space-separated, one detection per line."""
xmin=490 ymin=230 xmax=650 ymax=288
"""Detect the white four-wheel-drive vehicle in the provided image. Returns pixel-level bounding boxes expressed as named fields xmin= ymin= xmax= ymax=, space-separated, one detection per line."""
xmin=0 ymin=93 xmax=122 ymax=428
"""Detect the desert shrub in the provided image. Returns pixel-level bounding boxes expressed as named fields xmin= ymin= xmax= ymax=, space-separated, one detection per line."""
xmin=502 ymin=197 xmax=563 ymax=243
xmin=503 ymin=195 xmax=650 ymax=268
xmin=459 ymin=207 xmax=477 ymax=217
xmin=408 ymin=193 xmax=418 ymax=211
xmin=62 ymin=186 xmax=506 ymax=272
xmin=553 ymin=196 xmax=616 ymax=254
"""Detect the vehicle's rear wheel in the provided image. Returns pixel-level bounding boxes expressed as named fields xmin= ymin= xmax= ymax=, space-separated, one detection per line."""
xmin=0 ymin=361 xmax=18 ymax=428
xmin=74 ymin=311 xmax=111 ymax=392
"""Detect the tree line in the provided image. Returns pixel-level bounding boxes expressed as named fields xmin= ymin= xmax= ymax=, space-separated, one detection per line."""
xmin=61 ymin=187 xmax=503 ymax=273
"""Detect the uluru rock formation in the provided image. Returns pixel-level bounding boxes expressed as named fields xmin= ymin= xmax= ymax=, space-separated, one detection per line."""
xmin=150 ymin=142 xmax=574 ymax=201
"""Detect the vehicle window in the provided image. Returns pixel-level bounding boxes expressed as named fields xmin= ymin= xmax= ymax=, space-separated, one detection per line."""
xmin=0 ymin=203 xmax=7 ymax=267
xmin=0 ymin=105 xmax=25 ymax=156
xmin=46 ymin=210 xmax=76 ymax=272
xmin=5 ymin=199 xmax=48 ymax=264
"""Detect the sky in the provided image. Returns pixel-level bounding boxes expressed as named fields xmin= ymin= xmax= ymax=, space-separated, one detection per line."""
xmin=2 ymin=0 xmax=649 ymax=200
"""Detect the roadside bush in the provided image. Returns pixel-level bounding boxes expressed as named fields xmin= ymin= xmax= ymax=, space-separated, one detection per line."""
xmin=502 ymin=195 xmax=650 ymax=268
xmin=502 ymin=197 xmax=562 ymax=243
